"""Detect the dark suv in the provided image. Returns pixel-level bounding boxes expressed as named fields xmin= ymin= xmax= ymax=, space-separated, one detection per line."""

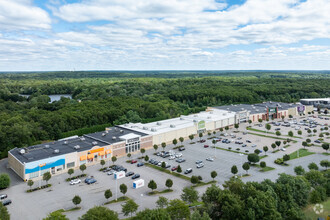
xmin=1 ymin=199 xmax=11 ymax=206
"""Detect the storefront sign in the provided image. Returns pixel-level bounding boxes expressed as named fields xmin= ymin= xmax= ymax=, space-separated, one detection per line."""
xmin=268 ymin=108 xmax=277 ymax=114
xmin=198 ymin=120 xmax=205 ymax=130
xmin=297 ymin=105 xmax=305 ymax=112
xmin=127 ymin=137 xmax=139 ymax=143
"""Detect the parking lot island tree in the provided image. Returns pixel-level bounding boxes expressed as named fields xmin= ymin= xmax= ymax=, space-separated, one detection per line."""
xmin=153 ymin=144 xmax=158 ymax=152
xmin=100 ymin=159 xmax=105 ymax=168
xmin=80 ymin=206 xmax=118 ymax=220
xmin=225 ymin=126 xmax=229 ymax=132
xmin=242 ymin=162 xmax=250 ymax=174
xmin=181 ymin=186 xmax=199 ymax=204
xmin=68 ymin=168 xmax=74 ymax=178
xmin=0 ymin=174 xmax=10 ymax=189
xmin=127 ymin=153 xmax=131 ymax=160
xmin=298 ymin=130 xmax=302 ymax=135
xmin=283 ymin=154 xmax=290 ymax=163
xmin=120 ymin=183 xmax=128 ymax=196
xmin=161 ymin=162 xmax=166 ymax=168
xmin=212 ymin=139 xmax=216 ymax=148
xmin=191 ymin=176 xmax=199 ymax=185
xmin=177 ymin=165 xmax=182 ymax=173
xmin=144 ymin=155 xmax=149 ymax=162
xmin=111 ymin=156 xmax=117 ymax=165
xmin=288 ymin=131 xmax=294 ymax=138
xmin=189 ymin=134 xmax=195 ymax=142
xmin=271 ymin=143 xmax=276 ymax=151
xmin=27 ymin=179 xmax=34 ymax=189
xmin=156 ymin=196 xmax=169 ymax=208
xmin=104 ymin=189 xmax=112 ymax=201
xmin=260 ymin=161 xmax=266 ymax=168
xmin=199 ymin=132 xmax=203 ymax=141
xmin=179 ymin=137 xmax=184 ymax=145
xmin=140 ymin=148 xmax=145 ymax=157
xmin=294 ymin=166 xmax=306 ymax=175
xmin=79 ymin=164 xmax=86 ymax=174
xmin=254 ymin=149 xmax=261 ymax=155
xmin=172 ymin=138 xmax=178 ymax=147
xmin=220 ymin=128 xmax=224 ymax=132
xmin=266 ymin=124 xmax=271 ymax=133
xmin=165 ymin=179 xmax=173 ymax=190
xmin=320 ymin=160 xmax=329 ymax=170
xmin=161 ymin=142 xmax=166 ymax=151
xmin=308 ymin=162 xmax=319 ymax=171
xmin=166 ymin=199 xmax=190 ymax=220
xmin=148 ymin=180 xmax=157 ymax=192
xmin=122 ymin=199 xmax=138 ymax=217
xmin=43 ymin=211 xmax=69 ymax=220
xmin=302 ymin=141 xmax=308 ymax=149
xmin=306 ymin=138 xmax=311 ymax=144
xmin=276 ymin=131 xmax=281 ymax=136
xmin=247 ymin=153 xmax=260 ymax=164
xmin=234 ymin=123 xmax=239 ymax=131
xmin=43 ymin=172 xmax=51 ymax=185
xmin=72 ymin=195 xmax=81 ymax=207
xmin=275 ymin=141 xmax=281 ymax=149
xmin=322 ymin=143 xmax=329 ymax=152
xmin=231 ymin=165 xmax=238 ymax=176
xmin=263 ymin=146 xmax=268 ymax=155
xmin=211 ymin=171 xmax=217 ymax=180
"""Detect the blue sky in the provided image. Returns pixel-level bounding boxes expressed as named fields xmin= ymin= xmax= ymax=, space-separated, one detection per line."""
xmin=0 ymin=0 xmax=330 ymax=71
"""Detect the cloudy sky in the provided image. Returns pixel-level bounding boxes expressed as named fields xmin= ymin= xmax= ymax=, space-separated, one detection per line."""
xmin=1 ymin=0 xmax=330 ymax=71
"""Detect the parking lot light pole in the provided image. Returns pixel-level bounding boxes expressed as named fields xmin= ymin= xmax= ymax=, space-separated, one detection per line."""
xmin=239 ymin=153 xmax=244 ymax=177
xmin=115 ymin=177 xmax=117 ymax=201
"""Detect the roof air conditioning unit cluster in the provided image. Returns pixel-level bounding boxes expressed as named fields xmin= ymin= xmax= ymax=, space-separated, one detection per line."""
xmin=92 ymin=141 xmax=98 ymax=146
xmin=105 ymin=130 xmax=109 ymax=133
xmin=180 ymin=117 xmax=184 ymax=120
xmin=54 ymin=149 xmax=59 ymax=154
xmin=112 ymin=136 xmax=116 ymax=140
xmin=156 ymin=122 xmax=161 ymax=125
xmin=74 ymin=145 xmax=80 ymax=149
xmin=80 ymin=137 xmax=85 ymax=141
xmin=45 ymin=145 xmax=50 ymax=149
xmin=63 ymin=141 xmax=68 ymax=145
xmin=143 ymin=127 xmax=148 ymax=130
xmin=19 ymin=149 xmax=26 ymax=154
xmin=170 ymin=124 xmax=176 ymax=128
xmin=151 ymin=128 xmax=157 ymax=132
xmin=102 ymin=133 xmax=106 ymax=137
xmin=194 ymin=115 xmax=197 ymax=117
xmin=120 ymin=130 xmax=124 ymax=133
xmin=207 ymin=116 xmax=211 ymax=119
xmin=193 ymin=119 xmax=197 ymax=122
xmin=115 ymin=127 xmax=118 ymax=131
xmin=223 ymin=113 xmax=227 ymax=116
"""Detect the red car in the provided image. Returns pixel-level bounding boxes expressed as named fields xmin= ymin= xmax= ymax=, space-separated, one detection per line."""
xmin=171 ymin=166 xmax=178 ymax=171
xmin=131 ymin=160 xmax=137 ymax=164
xmin=204 ymin=145 xmax=209 ymax=148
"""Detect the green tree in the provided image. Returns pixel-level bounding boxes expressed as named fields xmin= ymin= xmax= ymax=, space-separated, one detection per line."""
xmin=302 ymin=141 xmax=308 ymax=149
xmin=104 ymin=189 xmax=112 ymax=201
xmin=166 ymin=199 xmax=190 ymax=220
xmin=211 ymin=171 xmax=217 ymax=180
xmin=140 ymin=148 xmax=145 ymax=156
xmin=43 ymin=211 xmax=69 ymax=220
xmin=260 ymin=161 xmax=266 ymax=168
xmin=288 ymin=131 xmax=293 ymax=138
xmin=283 ymin=154 xmax=290 ymax=162
xmin=199 ymin=132 xmax=203 ymax=140
xmin=177 ymin=165 xmax=182 ymax=173
xmin=43 ymin=172 xmax=51 ymax=185
xmin=307 ymin=129 xmax=312 ymax=135
xmin=68 ymin=168 xmax=74 ymax=177
xmin=294 ymin=166 xmax=305 ymax=175
xmin=191 ymin=210 xmax=211 ymax=220
xmin=165 ymin=179 xmax=173 ymax=189
xmin=133 ymin=208 xmax=170 ymax=220
xmin=181 ymin=186 xmax=199 ymax=204
xmin=122 ymin=199 xmax=138 ymax=217
xmin=225 ymin=126 xmax=229 ymax=131
xmin=212 ymin=139 xmax=216 ymax=147
xmin=298 ymin=130 xmax=302 ymax=135
xmin=308 ymin=162 xmax=319 ymax=170
xmin=322 ymin=143 xmax=329 ymax=152
xmin=271 ymin=143 xmax=276 ymax=151
xmin=263 ymin=146 xmax=268 ymax=155
xmin=172 ymin=138 xmax=178 ymax=147
xmin=231 ymin=165 xmax=238 ymax=176
xmin=234 ymin=124 xmax=239 ymax=130
xmin=127 ymin=153 xmax=131 ymax=159
xmin=0 ymin=174 xmax=10 ymax=189
xmin=156 ymin=196 xmax=169 ymax=208
xmin=275 ymin=131 xmax=281 ymax=136
xmin=161 ymin=142 xmax=166 ymax=151
xmin=27 ymin=179 xmax=34 ymax=189
xmin=243 ymin=162 xmax=250 ymax=174
xmin=258 ymin=119 xmax=262 ymax=123
xmin=248 ymin=120 xmax=252 ymax=124
xmin=220 ymin=128 xmax=224 ymax=132
xmin=72 ymin=195 xmax=81 ymax=207
xmin=275 ymin=141 xmax=281 ymax=149
xmin=79 ymin=164 xmax=86 ymax=174
xmin=179 ymin=137 xmax=184 ymax=145
xmin=161 ymin=161 xmax=166 ymax=168
xmin=189 ymin=134 xmax=194 ymax=142
xmin=148 ymin=180 xmax=157 ymax=191
xmin=79 ymin=206 xmax=118 ymax=220
xmin=306 ymin=138 xmax=311 ymax=143
xmin=100 ymin=159 xmax=105 ymax=168
xmin=265 ymin=124 xmax=271 ymax=132
xmin=254 ymin=149 xmax=261 ymax=154
xmin=120 ymin=183 xmax=128 ymax=196
xmin=111 ymin=156 xmax=117 ymax=165
xmin=0 ymin=202 xmax=10 ymax=220
xmin=191 ymin=175 xmax=199 ymax=185
xmin=153 ymin=144 xmax=158 ymax=152
xmin=320 ymin=160 xmax=329 ymax=169
xmin=144 ymin=155 xmax=149 ymax=162
xmin=247 ymin=153 xmax=260 ymax=164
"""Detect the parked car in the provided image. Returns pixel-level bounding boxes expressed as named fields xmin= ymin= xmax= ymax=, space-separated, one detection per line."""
xmin=243 ymin=132 xmax=247 ymax=135
xmin=281 ymin=148 xmax=286 ymax=151
xmin=107 ymin=170 xmax=116 ymax=175
xmin=103 ymin=167 xmax=111 ymax=173
xmin=314 ymin=140 xmax=321 ymax=143
xmin=137 ymin=162 xmax=144 ymax=167
xmin=176 ymin=158 xmax=186 ymax=163
xmin=126 ymin=171 xmax=134 ymax=177
xmin=1 ymin=199 xmax=11 ymax=206
xmin=213 ymin=138 xmax=221 ymax=142
xmin=204 ymin=145 xmax=209 ymax=148
xmin=200 ymin=139 xmax=206 ymax=143
xmin=85 ymin=178 xmax=97 ymax=185
xmin=156 ymin=152 xmax=162 ymax=156
xmin=246 ymin=140 xmax=252 ymax=143
xmin=184 ymin=168 xmax=193 ymax=174
xmin=84 ymin=176 xmax=95 ymax=183
xmin=70 ymin=179 xmax=81 ymax=185
xmin=0 ymin=194 xmax=7 ymax=200
xmin=237 ymin=137 xmax=242 ymax=140
xmin=131 ymin=160 xmax=138 ymax=164
xmin=196 ymin=163 xmax=204 ymax=168
xmin=251 ymin=144 xmax=257 ymax=148
xmin=275 ymin=128 xmax=281 ymax=131
xmin=242 ymin=144 xmax=247 ymax=147
xmin=206 ymin=157 xmax=214 ymax=162
xmin=179 ymin=147 xmax=186 ymax=151
xmin=169 ymin=155 xmax=176 ymax=160
xmin=165 ymin=163 xmax=171 ymax=168
xmin=175 ymin=153 xmax=182 ymax=158
xmin=131 ymin=174 xmax=140 ymax=179
xmin=195 ymin=160 xmax=203 ymax=164
xmin=171 ymin=166 xmax=178 ymax=171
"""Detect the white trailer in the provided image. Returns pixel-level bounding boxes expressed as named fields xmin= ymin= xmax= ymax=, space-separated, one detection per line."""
xmin=133 ymin=179 xmax=144 ymax=189
xmin=114 ymin=171 xmax=125 ymax=180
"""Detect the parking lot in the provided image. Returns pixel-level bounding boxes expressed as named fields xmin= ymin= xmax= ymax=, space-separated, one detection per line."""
xmin=1 ymin=115 xmax=329 ymax=219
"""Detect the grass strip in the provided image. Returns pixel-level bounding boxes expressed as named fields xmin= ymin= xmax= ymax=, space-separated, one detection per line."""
xmin=148 ymin=189 xmax=173 ymax=195
xmin=260 ymin=155 xmax=268 ymax=159
xmin=322 ymin=152 xmax=330 ymax=156
xmin=145 ymin=163 xmax=191 ymax=181
xmin=251 ymin=164 xmax=275 ymax=172
xmin=215 ymin=147 xmax=248 ymax=155
xmin=247 ymin=127 xmax=302 ymax=139
xmin=50 ymin=207 xmax=81 ymax=215
xmin=104 ymin=196 xmax=129 ymax=205
xmin=289 ymin=149 xmax=315 ymax=160
xmin=248 ymin=132 xmax=298 ymax=143
xmin=192 ymin=180 xmax=216 ymax=188
xmin=27 ymin=184 xmax=52 ymax=193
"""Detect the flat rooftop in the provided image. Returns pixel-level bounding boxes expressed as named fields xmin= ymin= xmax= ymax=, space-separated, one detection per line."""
xmin=300 ymin=98 xmax=330 ymax=102
xmin=10 ymin=126 xmax=149 ymax=164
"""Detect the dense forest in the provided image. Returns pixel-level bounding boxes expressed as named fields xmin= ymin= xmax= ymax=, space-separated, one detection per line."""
xmin=0 ymin=71 xmax=329 ymax=158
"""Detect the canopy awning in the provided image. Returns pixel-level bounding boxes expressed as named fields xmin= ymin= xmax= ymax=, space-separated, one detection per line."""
xmin=98 ymin=151 xmax=105 ymax=156
xmin=106 ymin=149 xmax=112 ymax=154
xmin=87 ymin=154 xmax=94 ymax=159
xmin=80 ymin=155 xmax=87 ymax=161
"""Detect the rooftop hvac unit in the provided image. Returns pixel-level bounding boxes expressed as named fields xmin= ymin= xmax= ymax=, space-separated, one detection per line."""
xmin=143 ymin=127 xmax=148 ymax=130
xmin=180 ymin=117 xmax=184 ymax=120
xmin=92 ymin=141 xmax=98 ymax=146
xmin=207 ymin=116 xmax=211 ymax=119
xmin=151 ymin=128 xmax=157 ymax=132
xmin=194 ymin=115 xmax=197 ymax=117
xmin=193 ymin=119 xmax=197 ymax=122
xmin=120 ymin=130 xmax=124 ymax=133
xmin=54 ymin=149 xmax=59 ymax=154
xmin=105 ymin=130 xmax=109 ymax=133
xmin=19 ymin=149 xmax=26 ymax=154
xmin=74 ymin=145 xmax=80 ymax=149
xmin=269 ymin=101 xmax=272 ymax=103
xmin=80 ymin=137 xmax=85 ymax=141
xmin=170 ymin=124 xmax=176 ymax=128
xmin=209 ymin=111 xmax=213 ymax=114
xmin=45 ymin=145 xmax=50 ymax=148
xmin=112 ymin=136 xmax=116 ymax=140
xmin=102 ymin=133 xmax=106 ymax=137
xmin=63 ymin=141 xmax=68 ymax=145
xmin=156 ymin=122 xmax=161 ymax=125
xmin=241 ymin=108 xmax=245 ymax=110
xmin=115 ymin=127 xmax=118 ymax=131
xmin=223 ymin=113 xmax=227 ymax=116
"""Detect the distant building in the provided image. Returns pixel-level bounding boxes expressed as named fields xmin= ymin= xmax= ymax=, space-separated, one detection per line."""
xmin=300 ymin=98 xmax=330 ymax=108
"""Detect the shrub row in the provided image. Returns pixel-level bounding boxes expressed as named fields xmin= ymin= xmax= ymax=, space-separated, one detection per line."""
xmin=66 ymin=174 xmax=87 ymax=182
xmin=27 ymin=184 xmax=52 ymax=193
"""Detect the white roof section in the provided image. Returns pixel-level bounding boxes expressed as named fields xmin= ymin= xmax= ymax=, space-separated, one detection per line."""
xmin=119 ymin=109 xmax=235 ymax=135
xmin=119 ymin=133 xmax=141 ymax=140
xmin=300 ymin=98 xmax=330 ymax=102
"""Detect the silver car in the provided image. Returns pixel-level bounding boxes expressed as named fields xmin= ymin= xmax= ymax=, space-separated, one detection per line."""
xmin=70 ymin=179 xmax=81 ymax=185
xmin=196 ymin=163 xmax=204 ymax=168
